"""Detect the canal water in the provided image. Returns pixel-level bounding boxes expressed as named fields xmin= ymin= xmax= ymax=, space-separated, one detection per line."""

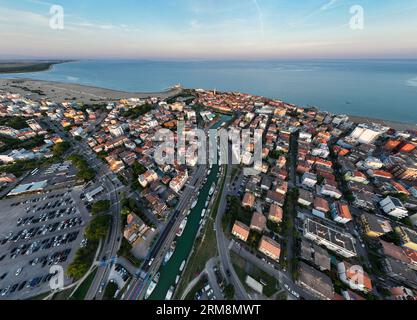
xmin=150 ymin=114 xmax=231 ymax=300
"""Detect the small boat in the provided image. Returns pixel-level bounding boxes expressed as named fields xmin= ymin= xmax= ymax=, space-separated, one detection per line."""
xmin=208 ymin=169 xmax=211 ymax=176
xmin=209 ymin=184 xmax=215 ymax=196
xmin=163 ymin=241 xmax=177 ymax=265
xmin=179 ymin=260 xmax=186 ymax=272
xmin=186 ymin=209 xmax=191 ymax=216
xmin=176 ymin=218 xmax=188 ymax=238
xmin=205 ymin=200 xmax=209 ymax=208
xmin=201 ymin=209 xmax=206 ymax=218
xmin=145 ymin=273 xmax=160 ymax=300
xmin=191 ymin=200 xmax=197 ymax=209
xmin=175 ymin=275 xmax=180 ymax=285
xmin=165 ymin=286 xmax=174 ymax=300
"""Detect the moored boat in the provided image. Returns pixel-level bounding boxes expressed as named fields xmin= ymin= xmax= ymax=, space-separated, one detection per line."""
xmin=176 ymin=218 xmax=188 ymax=237
xmin=145 ymin=273 xmax=160 ymax=300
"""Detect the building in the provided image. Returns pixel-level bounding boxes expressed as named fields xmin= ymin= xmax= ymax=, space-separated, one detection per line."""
xmin=109 ymin=125 xmax=124 ymax=137
xmin=7 ymin=180 xmax=48 ymax=197
xmin=395 ymin=226 xmax=417 ymax=251
xmin=298 ymin=189 xmax=314 ymax=206
xmin=331 ymin=202 xmax=352 ymax=224
xmin=303 ymin=219 xmax=357 ymax=258
xmin=320 ymin=184 xmax=343 ymax=199
xmin=360 ymin=213 xmax=392 ymax=237
xmin=302 ymin=173 xmax=318 ymax=188
xmin=380 ymin=196 xmax=409 ymax=219
xmin=138 ymin=170 xmax=158 ymax=188
xmin=314 ymin=197 xmax=330 ymax=213
xmin=390 ymin=287 xmax=416 ymax=300
xmin=384 ymin=257 xmax=417 ymax=289
xmin=0 ymin=172 xmax=17 ymax=183
xmin=300 ymin=240 xmax=331 ymax=271
xmin=350 ymin=123 xmax=387 ymax=144
xmin=337 ymin=261 xmax=372 ymax=293
xmin=242 ymin=192 xmax=256 ymax=208
xmin=265 ymin=190 xmax=285 ymax=206
xmin=169 ymin=170 xmax=188 ymax=193
xmin=250 ymin=212 xmax=267 ymax=233
xmin=231 ymin=221 xmax=250 ymax=242
xmin=297 ymin=262 xmax=334 ymax=300
xmin=268 ymin=204 xmax=283 ymax=223
xmin=123 ymin=213 xmax=150 ymax=245
xmin=258 ymin=236 xmax=281 ymax=261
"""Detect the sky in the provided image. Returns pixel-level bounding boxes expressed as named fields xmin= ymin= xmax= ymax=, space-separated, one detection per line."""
xmin=1 ymin=0 xmax=417 ymax=60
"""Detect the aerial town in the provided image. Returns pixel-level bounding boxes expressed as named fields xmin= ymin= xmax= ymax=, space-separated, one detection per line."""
xmin=1 ymin=86 xmax=417 ymax=301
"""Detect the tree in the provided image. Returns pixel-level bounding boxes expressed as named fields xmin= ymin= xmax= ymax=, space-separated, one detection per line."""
xmin=86 ymin=215 xmax=111 ymax=242
xmin=91 ymin=200 xmax=111 ymax=215
xmin=224 ymin=284 xmax=235 ymax=300
xmin=132 ymin=161 xmax=147 ymax=176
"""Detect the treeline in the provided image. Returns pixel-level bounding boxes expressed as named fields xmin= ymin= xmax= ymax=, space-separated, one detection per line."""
xmin=121 ymin=104 xmax=154 ymax=119
xmin=68 ymin=154 xmax=95 ymax=181
xmin=67 ymin=215 xmax=112 ymax=280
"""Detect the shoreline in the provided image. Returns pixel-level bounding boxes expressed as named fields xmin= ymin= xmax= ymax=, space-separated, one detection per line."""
xmin=0 ymin=78 xmax=183 ymax=104
xmin=0 ymin=77 xmax=415 ymax=130
xmin=0 ymin=60 xmax=72 ymax=75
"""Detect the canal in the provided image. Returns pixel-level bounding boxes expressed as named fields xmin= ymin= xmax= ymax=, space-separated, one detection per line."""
xmin=150 ymin=114 xmax=231 ymax=300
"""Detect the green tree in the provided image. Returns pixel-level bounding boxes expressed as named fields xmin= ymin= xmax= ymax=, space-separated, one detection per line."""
xmin=53 ymin=141 xmax=71 ymax=157
xmin=85 ymin=215 xmax=112 ymax=242
xmin=224 ymin=284 xmax=235 ymax=300
xmin=91 ymin=200 xmax=111 ymax=215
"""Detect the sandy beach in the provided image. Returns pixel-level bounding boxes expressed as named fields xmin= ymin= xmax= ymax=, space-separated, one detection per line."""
xmin=0 ymin=78 xmax=183 ymax=104
xmin=348 ymin=115 xmax=417 ymax=131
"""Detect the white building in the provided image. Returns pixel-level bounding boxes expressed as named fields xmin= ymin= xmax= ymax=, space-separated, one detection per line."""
xmin=304 ymin=219 xmax=357 ymax=258
xmin=302 ymin=173 xmax=318 ymax=188
xmin=361 ymin=157 xmax=384 ymax=170
xmin=311 ymin=144 xmax=330 ymax=158
xmin=380 ymin=196 xmax=409 ymax=219
xmin=109 ymin=125 xmax=124 ymax=137
xmin=320 ymin=184 xmax=343 ymax=199
xmin=169 ymin=170 xmax=188 ymax=193
xmin=350 ymin=124 xmax=388 ymax=144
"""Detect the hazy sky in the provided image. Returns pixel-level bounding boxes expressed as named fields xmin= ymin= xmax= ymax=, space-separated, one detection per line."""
xmin=1 ymin=0 xmax=417 ymax=60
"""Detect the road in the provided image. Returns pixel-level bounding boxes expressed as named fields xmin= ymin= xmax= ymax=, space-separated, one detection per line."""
xmin=45 ymin=118 xmax=124 ymax=300
xmin=230 ymin=240 xmax=317 ymax=300
xmin=214 ymin=141 xmax=250 ymax=300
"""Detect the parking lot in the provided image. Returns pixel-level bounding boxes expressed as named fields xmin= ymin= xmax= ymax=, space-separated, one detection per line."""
xmin=0 ymin=187 xmax=91 ymax=300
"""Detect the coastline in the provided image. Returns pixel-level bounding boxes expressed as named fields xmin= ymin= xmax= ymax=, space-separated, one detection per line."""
xmin=0 ymin=77 xmax=415 ymax=131
xmin=0 ymin=78 xmax=183 ymax=104
xmin=0 ymin=60 xmax=71 ymax=75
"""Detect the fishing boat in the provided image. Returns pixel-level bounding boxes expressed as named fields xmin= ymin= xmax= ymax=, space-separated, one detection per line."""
xmin=201 ymin=209 xmax=206 ymax=218
xmin=165 ymin=286 xmax=175 ymax=300
xmin=179 ymin=260 xmax=186 ymax=272
xmin=145 ymin=273 xmax=160 ymax=300
xmin=176 ymin=218 xmax=188 ymax=238
xmin=163 ymin=241 xmax=177 ymax=265
xmin=191 ymin=200 xmax=197 ymax=209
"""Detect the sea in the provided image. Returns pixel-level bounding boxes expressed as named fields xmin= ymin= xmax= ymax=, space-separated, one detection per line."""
xmin=1 ymin=59 xmax=417 ymax=124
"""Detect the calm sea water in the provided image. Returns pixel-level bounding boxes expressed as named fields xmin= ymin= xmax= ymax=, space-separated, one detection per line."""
xmin=1 ymin=60 xmax=417 ymax=123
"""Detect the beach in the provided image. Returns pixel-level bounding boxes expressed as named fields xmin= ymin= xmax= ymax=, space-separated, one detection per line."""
xmin=0 ymin=78 xmax=183 ymax=104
